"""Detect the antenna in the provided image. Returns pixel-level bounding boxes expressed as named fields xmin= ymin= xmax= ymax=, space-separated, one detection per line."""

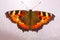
xmin=31 ymin=1 xmax=41 ymax=10
xmin=20 ymin=1 xmax=41 ymax=10
xmin=20 ymin=1 xmax=29 ymax=10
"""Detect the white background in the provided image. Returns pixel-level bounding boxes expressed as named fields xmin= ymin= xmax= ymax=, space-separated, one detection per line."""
xmin=0 ymin=0 xmax=60 ymax=40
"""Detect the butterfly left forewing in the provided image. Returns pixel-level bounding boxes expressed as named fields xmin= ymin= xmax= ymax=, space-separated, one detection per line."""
xmin=6 ymin=10 xmax=20 ymax=23
xmin=5 ymin=10 xmax=26 ymax=23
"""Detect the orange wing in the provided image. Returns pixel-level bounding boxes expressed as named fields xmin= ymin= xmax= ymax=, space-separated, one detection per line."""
xmin=5 ymin=10 xmax=30 ymax=31
xmin=31 ymin=11 xmax=55 ymax=30
xmin=5 ymin=10 xmax=55 ymax=31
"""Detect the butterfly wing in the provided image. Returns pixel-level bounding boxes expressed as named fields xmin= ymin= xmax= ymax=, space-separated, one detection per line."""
xmin=5 ymin=10 xmax=55 ymax=31
xmin=31 ymin=11 xmax=55 ymax=30
xmin=5 ymin=10 xmax=30 ymax=31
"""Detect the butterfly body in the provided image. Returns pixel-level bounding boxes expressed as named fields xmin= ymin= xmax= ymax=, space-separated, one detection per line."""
xmin=5 ymin=9 xmax=55 ymax=31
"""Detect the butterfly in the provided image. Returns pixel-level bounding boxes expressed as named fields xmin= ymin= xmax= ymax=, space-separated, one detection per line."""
xmin=5 ymin=9 xmax=55 ymax=31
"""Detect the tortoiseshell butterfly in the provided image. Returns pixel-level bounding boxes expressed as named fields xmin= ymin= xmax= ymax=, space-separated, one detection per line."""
xmin=5 ymin=1 xmax=55 ymax=31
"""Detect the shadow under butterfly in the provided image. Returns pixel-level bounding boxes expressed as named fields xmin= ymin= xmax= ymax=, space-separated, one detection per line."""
xmin=5 ymin=1 xmax=55 ymax=32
